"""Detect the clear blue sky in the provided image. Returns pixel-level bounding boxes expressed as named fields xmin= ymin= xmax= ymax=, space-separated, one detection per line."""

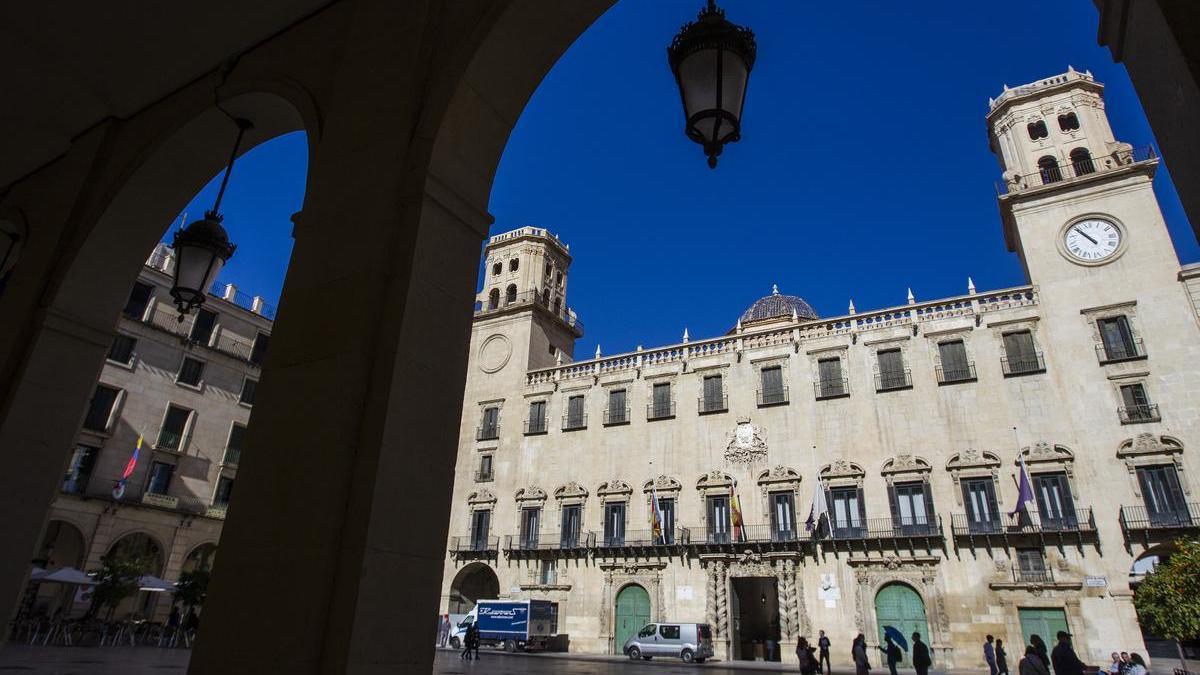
xmin=170 ymin=0 xmax=1197 ymax=359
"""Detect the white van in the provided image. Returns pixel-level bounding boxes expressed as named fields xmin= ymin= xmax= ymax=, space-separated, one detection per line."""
xmin=623 ymin=622 xmax=714 ymax=663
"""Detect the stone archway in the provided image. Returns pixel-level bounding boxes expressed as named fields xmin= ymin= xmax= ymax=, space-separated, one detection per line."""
xmin=105 ymin=531 xmax=167 ymax=620
xmin=614 ymin=583 xmax=651 ymax=653
xmin=448 ymin=563 xmax=499 ymax=615
xmin=873 ymin=582 xmax=929 ymax=668
xmin=851 ymin=557 xmax=951 ymax=667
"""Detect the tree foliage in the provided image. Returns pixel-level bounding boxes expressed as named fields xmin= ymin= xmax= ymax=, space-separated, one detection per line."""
xmin=87 ymin=552 xmax=148 ymax=619
xmin=1134 ymin=538 xmax=1200 ymax=642
xmin=174 ymin=569 xmax=210 ymax=609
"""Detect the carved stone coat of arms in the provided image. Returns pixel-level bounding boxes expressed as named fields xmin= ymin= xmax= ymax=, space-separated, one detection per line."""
xmin=725 ymin=417 xmax=768 ymax=466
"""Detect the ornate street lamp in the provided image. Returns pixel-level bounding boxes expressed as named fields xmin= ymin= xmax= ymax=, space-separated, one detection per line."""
xmin=169 ymin=118 xmax=252 ymax=316
xmin=667 ymin=0 xmax=757 ymax=169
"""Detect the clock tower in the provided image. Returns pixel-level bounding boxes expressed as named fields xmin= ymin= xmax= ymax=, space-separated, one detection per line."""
xmin=986 ymin=68 xmax=1177 ymax=303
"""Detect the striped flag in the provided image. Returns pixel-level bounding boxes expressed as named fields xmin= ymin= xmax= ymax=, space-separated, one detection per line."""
xmin=731 ymin=483 xmax=746 ymax=543
xmin=650 ymin=485 xmax=664 ymax=544
xmin=111 ymin=436 xmax=142 ymax=500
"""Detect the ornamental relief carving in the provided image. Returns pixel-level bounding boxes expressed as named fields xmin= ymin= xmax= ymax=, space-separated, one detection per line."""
xmin=554 ymin=481 xmax=589 ymax=500
xmin=597 ymin=479 xmax=632 ymax=497
xmin=643 ymin=474 xmax=682 ymax=493
xmin=725 ymin=417 xmax=769 ymax=467
xmin=514 ymin=486 xmax=547 ymax=502
xmin=467 ymin=489 xmax=497 ymax=505
xmin=697 ymin=470 xmax=735 ymax=492
xmin=851 ymin=560 xmax=948 ymax=641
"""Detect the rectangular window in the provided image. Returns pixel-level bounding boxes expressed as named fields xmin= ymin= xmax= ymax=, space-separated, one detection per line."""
xmin=829 ymin=486 xmax=865 ymax=537
xmin=660 ymin=625 xmax=681 ymax=640
xmin=470 ymin=510 xmax=491 ymax=551
xmin=650 ymin=382 xmax=673 ymax=418
xmin=249 ymin=332 xmax=270 ymax=366
xmin=891 ymin=482 xmax=933 ymax=534
xmin=603 ymin=502 xmax=626 ymax=546
xmin=560 ymin=504 xmax=582 ymax=548
xmin=1137 ymin=465 xmax=1188 ymax=526
xmin=479 ymin=406 xmax=499 ymax=440
xmin=1099 ymin=316 xmax=1138 ymax=361
xmin=239 ymin=378 xmax=257 ymax=406
xmin=706 ymin=495 xmax=731 ymax=543
xmin=770 ymin=491 xmax=796 ymax=541
xmin=539 ymin=560 xmax=556 ymax=586
xmin=962 ymin=478 xmax=999 ymax=533
xmin=224 ymin=423 xmax=245 ymax=466
xmin=189 ymin=309 xmax=217 ymax=345
xmin=658 ymin=497 xmax=676 ymax=544
xmin=1002 ymin=330 xmax=1041 ymax=374
xmin=760 ymin=366 xmax=786 ymax=405
xmin=213 ymin=476 xmax=234 ymax=506
xmin=937 ymin=340 xmax=973 ymax=382
xmin=701 ymin=375 xmax=725 ymax=412
xmin=1016 ymin=548 xmax=1049 ymax=582
xmin=478 ymin=454 xmax=493 ymax=481
xmin=607 ymin=388 xmax=628 ymax=424
xmin=146 ymin=461 xmax=173 ymax=495
xmin=519 ymin=507 xmax=541 ymax=549
xmin=818 ymin=357 xmax=846 ymax=398
xmin=1120 ymin=384 xmax=1157 ymax=422
xmin=123 ymin=281 xmax=154 ymax=320
xmin=62 ymin=445 xmax=99 ymax=495
xmin=177 ymin=357 xmax=205 ymax=386
xmin=1032 ymin=472 xmax=1077 ymax=530
xmin=876 ymin=349 xmax=909 ymax=390
xmin=82 ymin=384 xmax=120 ymax=432
xmin=158 ymin=405 xmax=191 ymax=451
xmin=107 ymin=335 xmax=137 ymax=365
xmin=566 ymin=395 xmax=586 ymax=429
xmin=527 ymin=400 xmax=546 ymax=433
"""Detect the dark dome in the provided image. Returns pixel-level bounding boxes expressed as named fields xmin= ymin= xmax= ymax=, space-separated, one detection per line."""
xmin=739 ymin=285 xmax=819 ymax=324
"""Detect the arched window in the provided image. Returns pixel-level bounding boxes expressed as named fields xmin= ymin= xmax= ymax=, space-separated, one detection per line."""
xmin=1058 ymin=112 xmax=1080 ymax=132
xmin=1037 ymin=155 xmax=1062 ymax=184
xmin=509 ymin=258 xmax=519 ymax=272
xmin=488 ymin=288 xmax=500 ymax=310
xmin=1027 ymin=121 xmax=1049 ymax=141
xmin=491 ymin=262 xmax=502 ymax=276
xmin=1069 ymin=147 xmax=1095 ymax=176
xmin=541 ymin=288 xmax=550 ymax=306
xmin=505 ymin=284 xmax=517 ymax=305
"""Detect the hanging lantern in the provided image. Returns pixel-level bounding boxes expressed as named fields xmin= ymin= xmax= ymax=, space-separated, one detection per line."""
xmin=169 ymin=118 xmax=251 ymax=316
xmin=667 ymin=0 xmax=757 ymax=168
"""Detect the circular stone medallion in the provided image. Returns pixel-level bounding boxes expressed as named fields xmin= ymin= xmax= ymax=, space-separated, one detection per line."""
xmin=478 ymin=334 xmax=512 ymax=373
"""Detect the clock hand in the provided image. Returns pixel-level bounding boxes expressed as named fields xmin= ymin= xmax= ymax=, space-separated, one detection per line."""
xmin=1073 ymin=225 xmax=1099 ymax=245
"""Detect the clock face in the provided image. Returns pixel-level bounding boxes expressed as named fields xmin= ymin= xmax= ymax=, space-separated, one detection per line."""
xmin=1063 ymin=218 xmax=1121 ymax=263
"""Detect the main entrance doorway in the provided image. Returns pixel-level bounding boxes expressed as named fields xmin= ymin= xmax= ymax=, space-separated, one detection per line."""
xmin=615 ymin=584 xmax=651 ymax=653
xmin=448 ymin=563 xmax=499 ymax=614
xmin=731 ymin=577 xmax=781 ymax=661
xmin=1019 ymin=608 xmax=1069 ymax=655
xmin=874 ymin=583 xmax=929 ymax=668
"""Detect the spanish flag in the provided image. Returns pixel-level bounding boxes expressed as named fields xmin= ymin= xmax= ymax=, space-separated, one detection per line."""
xmin=731 ymin=484 xmax=746 ymax=543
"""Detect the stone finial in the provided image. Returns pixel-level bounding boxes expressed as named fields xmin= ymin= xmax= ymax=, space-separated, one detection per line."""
xmin=967 ymin=277 xmax=976 ymax=295
xmin=736 ymin=319 xmax=743 ymax=333
xmin=791 ymin=308 xmax=799 ymax=322
xmin=848 ymin=299 xmax=856 ymax=315
xmin=906 ymin=288 xmax=915 ymax=305
xmin=1003 ymin=83 xmax=1009 ymax=91
xmin=988 ymin=96 xmax=994 ymax=107
xmin=772 ymin=283 xmax=779 ymax=295
xmin=1067 ymin=64 xmax=1075 ymax=73
xmin=222 ymin=283 xmax=238 ymax=301
xmin=636 ymin=344 xmax=643 ymax=352
xmin=595 ymin=345 xmax=602 ymax=359
xmin=555 ymin=351 xmax=563 ymax=366
xmin=682 ymin=328 xmax=690 ymax=343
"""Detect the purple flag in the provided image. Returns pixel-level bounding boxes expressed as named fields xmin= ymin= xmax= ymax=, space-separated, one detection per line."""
xmin=1010 ymin=456 xmax=1035 ymax=517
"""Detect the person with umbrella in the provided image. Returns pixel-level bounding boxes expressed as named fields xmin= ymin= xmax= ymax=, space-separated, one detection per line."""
xmin=912 ymin=632 xmax=932 ymax=675
xmin=878 ymin=628 xmax=905 ymax=675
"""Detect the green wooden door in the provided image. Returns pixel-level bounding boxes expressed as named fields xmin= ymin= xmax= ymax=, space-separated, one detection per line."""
xmin=874 ymin=583 xmax=929 ymax=668
xmin=615 ymin=584 xmax=651 ymax=653
xmin=1019 ymin=608 xmax=1069 ymax=670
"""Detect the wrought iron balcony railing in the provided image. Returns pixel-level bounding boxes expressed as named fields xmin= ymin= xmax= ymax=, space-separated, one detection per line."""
xmin=474 ymin=469 xmax=493 ymax=482
xmin=950 ymin=508 xmax=1097 ymax=537
xmin=814 ymin=378 xmax=849 ymax=400
xmin=698 ymin=394 xmax=729 ymax=414
xmin=450 ymin=535 xmax=499 ymax=553
xmin=1118 ymin=404 xmax=1161 ymax=424
xmin=1097 ymin=337 xmax=1146 ymax=364
xmin=473 ymin=289 xmax=584 ymax=336
xmin=1119 ymin=503 xmax=1200 ymax=532
xmin=647 ymin=401 xmax=676 ymax=420
xmin=757 ymin=387 xmax=789 ymax=407
xmin=936 ymin=363 xmax=977 ymax=385
xmin=604 ymin=407 xmax=631 ymax=426
xmin=476 ymin=424 xmax=499 ymax=441
xmin=1011 ymin=565 xmax=1055 ymax=584
xmin=595 ymin=528 xmax=688 ymax=548
xmin=156 ymin=431 xmax=184 ymax=451
xmin=875 ymin=369 xmax=913 ymax=392
xmin=504 ymin=530 xmax=596 ymax=552
xmin=1001 ymin=351 xmax=1046 ymax=376
xmin=524 ymin=417 xmax=547 ymax=435
xmin=996 ymin=145 xmax=1156 ymax=196
xmin=221 ymin=447 xmax=242 ymax=467
xmin=562 ymin=412 xmax=588 ymax=431
xmin=812 ymin=516 xmax=943 ymax=541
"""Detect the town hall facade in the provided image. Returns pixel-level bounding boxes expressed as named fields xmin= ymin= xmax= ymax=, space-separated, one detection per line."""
xmin=440 ymin=69 xmax=1200 ymax=667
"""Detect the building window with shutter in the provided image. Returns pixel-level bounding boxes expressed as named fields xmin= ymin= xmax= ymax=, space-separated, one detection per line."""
xmin=564 ymin=395 xmax=587 ymax=430
xmin=1119 ymin=383 xmax=1159 ymax=423
xmin=526 ymin=400 xmax=547 ymax=434
xmin=189 ymin=308 xmax=218 ymax=345
xmin=1135 ymin=465 xmax=1189 ymax=527
xmin=816 ymin=357 xmax=848 ymax=399
xmin=224 ymin=424 xmax=246 ymax=466
xmin=936 ymin=340 xmax=975 ymax=384
xmin=176 ymin=357 xmax=206 ymax=387
xmin=249 ymin=332 xmax=270 ymax=366
xmin=478 ymin=406 xmax=500 ymax=440
xmin=519 ymin=507 xmax=541 ymax=549
xmin=758 ymin=365 xmax=787 ymax=406
xmin=649 ymin=382 xmax=674 ymax=420
xmin=107 ymin=335 xmax=137 ymax=365
xmin=470 ymin=510 xmax=492 ymax=551
xmin=603 ymin=502 xmax=626 ymax=546
xmin=157 ymin=405 xmax=192 ymax=451
xmin=123 ymin=281 xmax=154 ymax=320
xmin=605 ymin=389 xmax=628 ymax=425
xmin=62 ymin=445 xmax=99 ymax=495
xmin=699 ymin=374 xmax=727 ymax=413
xmin=1015 ymin=549 xmax=1050 ymax=583
xmin=890 ymin=481 xmax=935 ymax=535
xmin=829 ymin=486 xmax=865 ymax=537
xmin=1098 ymin=316 xmax=1142 ymax=362
xmin=875 ymin=349 xmax=911 ymax=391
xmin=82 ymin=384 xmax=121 ymax=433
xmin=961 ymin=477 xmax=1000 ymax=533
xmin=706 ymin=495 xmax=731 ymax=543
xmin=146 ymin=461 xmax=174 ymax=496
xmin=239 ymin=378 xmax=257 ymax=406
xmin=560 ymin=504 xmax=582 ymax=548
xmin=1001 ymin=330 xmax=1044 ymax=375
xmin=770 ymin=491 xmax=797 ymax=541
xmin=476 ymin=454 xmax=493 ymax=482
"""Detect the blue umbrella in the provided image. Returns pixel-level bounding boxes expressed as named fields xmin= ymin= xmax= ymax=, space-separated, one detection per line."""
xmin=882 ymin=626 xmax=909 ymax=651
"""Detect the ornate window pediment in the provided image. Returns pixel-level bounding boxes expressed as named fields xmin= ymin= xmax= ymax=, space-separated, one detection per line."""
xmin=642 ymin=475 xmax=681 ymax=494
xmin=468 ymin=489 xmax=497 ymax=506
xmin=696 ymin=470 xmax=735 ymax=493
xmin=1020 ymin=442 xmax=1075 ymax=474
xmin=946 ymin=450 xmax=1001 ymax=506
xmin=514 ymin=486 xmax=547 ymax=502
xmin=597 ymin=479 xmax=632 ymax=500
xmin=554 ymin=481 xmax=589 ymax=501
xmin=1118 ymin=433 xmax=1183 ymax=461
xmin=820 ymin=460 xmax=865 ymax=488
xmin=756 ymin=465 xmax=801 ymax=488
xmin=880 ymin=454 xmax=931 ymax=484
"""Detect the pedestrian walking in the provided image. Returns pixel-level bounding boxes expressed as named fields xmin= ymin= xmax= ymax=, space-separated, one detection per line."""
xmin=470 ymin=623 xmax=481 ymax=660
xmin=985 ymin=635 xmax=999 ymax=675
xmin=878 ymin=636 xmax=902 ymax=675
xmin=852 ymin=633 xmax=872 ymax=675
xmin=1030 ymin=635 xmax=1050 ymax=671
xmin=1020 ymin=646 xmax=1051 ymax=675
xmin=460 ymin=623 xmax=473 ymax=660
xmin=1126 ymin=653 xmax=1148 ymax=675
xmin=797 ymin=637 xmax=819 ymax=675
xmin=912 ymin=632 xmax=932 ymax=675
xmin=997 ymin=638 xmax=1010 ymax=675
xmin=818 ymin=630 xmax=833 ymax=675
xmin=1050 ymin=631 xmax=1086 ymax=675
xmin=437 ymin=614 xmax=449 ymax=647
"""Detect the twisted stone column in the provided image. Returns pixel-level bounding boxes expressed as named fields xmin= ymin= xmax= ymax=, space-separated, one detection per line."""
xmin=777 ymin=561 xmax=794 ymax=640
xmin=796 ymin=569 xmax=811 ymax=639
xmin=714 ymin=563 xmax=729 ymax=639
